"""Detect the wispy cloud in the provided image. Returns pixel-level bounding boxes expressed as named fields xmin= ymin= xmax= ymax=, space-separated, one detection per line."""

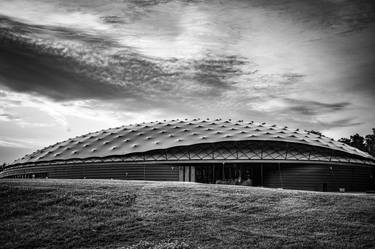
xmin=0 ymin=113 xmax=20 ymax=122
xmin=283 ymin=99 xmax=351 ymax=116
xmin=0 ymin=137 xmax=35 ymax=148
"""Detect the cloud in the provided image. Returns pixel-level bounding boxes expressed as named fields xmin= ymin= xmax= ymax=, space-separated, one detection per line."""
xmin=191 ymin=56 xmax=248 ymax=89
xmin=0 ymin=136 xmax=43 ymax=148
xmin=0 ymin=113 xmax=20 ymax=122
xmin=0 ymin=13 xmax=255 ymax=105
xmin=245 ymin=97 xmax=350 ymax=117
xmin=284 ymin=98 xmax=351 ymax=116
xmin=316 ymin=118 xmax=363 ymax=129
xmin=0 ymin=16 xmax=177 ymax=101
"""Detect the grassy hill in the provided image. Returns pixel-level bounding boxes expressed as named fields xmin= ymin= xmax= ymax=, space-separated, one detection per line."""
xmin=1 ymin=179 xmax=374 ymax=249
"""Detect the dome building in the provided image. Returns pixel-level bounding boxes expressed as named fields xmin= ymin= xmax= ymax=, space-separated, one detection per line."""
xmin=1 ymin=118 xmax=375 ymax=192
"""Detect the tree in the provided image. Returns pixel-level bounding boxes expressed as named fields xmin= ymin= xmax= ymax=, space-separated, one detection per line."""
xmin=338 ymin=137 xmax=351 ymax=145
xmin=350 ymin=133 xmax=366 ymax=152
xmin=365 ymin=128 xmax=375 ymax=156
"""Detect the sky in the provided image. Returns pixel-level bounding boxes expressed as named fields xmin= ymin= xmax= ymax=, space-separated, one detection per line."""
xmin=0 ymin=0 xmax=374 ymax=164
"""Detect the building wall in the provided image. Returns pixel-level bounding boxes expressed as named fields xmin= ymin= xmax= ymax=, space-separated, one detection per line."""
xmin=2 ymin=161 xmax=374 ymax=192
xmin=192 ymin=163 xmax=374 ymax=192
xmin=1 ymin=163 xmax=179 ymax=181
xmin=263 ymin=163 xmax=374 ymax=192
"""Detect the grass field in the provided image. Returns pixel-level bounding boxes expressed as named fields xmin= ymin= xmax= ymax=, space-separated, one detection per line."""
xmin=1 ymin=179 xmax=375 ymax=249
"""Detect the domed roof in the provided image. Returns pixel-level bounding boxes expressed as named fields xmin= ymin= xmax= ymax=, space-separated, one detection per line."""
xmin=12 ymin=118 xmax=374 ymax=165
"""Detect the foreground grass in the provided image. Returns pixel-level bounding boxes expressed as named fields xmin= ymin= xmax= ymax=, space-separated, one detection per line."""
xmin=0 ymin=179 xmax=375 ymax=249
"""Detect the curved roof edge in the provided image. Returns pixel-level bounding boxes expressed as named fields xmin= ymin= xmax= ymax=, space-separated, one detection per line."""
xmin=9 ymin=118 xmax=375 ymax=166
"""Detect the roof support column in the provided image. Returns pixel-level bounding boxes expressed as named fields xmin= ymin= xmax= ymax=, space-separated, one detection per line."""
xmin=261 ymin=163 xmax=264 ymax=187
xmin=285 ymin=143 xmax=289 ymax=160
xmin=222 ymin=162 xmax=225 ymax=180
xmin=278 ymin=162 xmax=283 ymax=188
xmin=213 ymin=164 xmax=216 ymax=183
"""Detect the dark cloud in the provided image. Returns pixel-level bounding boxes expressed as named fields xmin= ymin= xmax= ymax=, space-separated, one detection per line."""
xmin=0 ymin=15 xmax=249 ymax=104
xmin=0 ymin=15 xmax=118 ymax=47
xmin=192 ymin=56 xmax=247 ymax=88
xmin=0 ymin=16 xmax=117 ymax=47
xmin=317 ymin=118 xmax=363 ymax=129
xmin=284 ymin=98 xmax=350 ymax=116
xmin=169 ymin=55 xmax=251 ymax=97
xmin=281 ymin=73 xmax=305 ymax=85
xmin=101 ymin=16 xmax=127 ymax=24
xmin=0 ymin=39 xmax=123 ymax=100
xmin=0 ymin=16 xmax=177 ymax=101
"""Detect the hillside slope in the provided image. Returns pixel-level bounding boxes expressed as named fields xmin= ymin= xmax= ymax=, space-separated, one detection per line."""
xmin=1 ymin=179 xmax=374 ymax=249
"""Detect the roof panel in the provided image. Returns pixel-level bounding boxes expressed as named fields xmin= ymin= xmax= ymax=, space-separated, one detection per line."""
xmin=11 ymin=119 xmax=375 ymax=165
